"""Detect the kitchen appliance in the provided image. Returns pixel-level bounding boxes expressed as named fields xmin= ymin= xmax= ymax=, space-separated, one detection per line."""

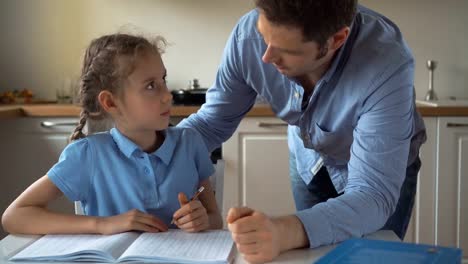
xmin=171 ymin=78 xmax=208 ymax=105
xmin=171 ymin=88 xmax=207 ymax=105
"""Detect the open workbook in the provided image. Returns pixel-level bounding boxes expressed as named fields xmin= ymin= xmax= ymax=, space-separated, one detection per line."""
xmin=9 ymin=229 xmax=234 ymax=263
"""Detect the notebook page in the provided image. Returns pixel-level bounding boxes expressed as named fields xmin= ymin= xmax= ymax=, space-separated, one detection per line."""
xmin=120 ymin=230 xmax=234 ymax=262
xmin=11 ymin=232 xmax=139 ymax=261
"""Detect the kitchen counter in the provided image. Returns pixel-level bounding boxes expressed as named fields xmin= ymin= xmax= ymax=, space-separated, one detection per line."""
xmin=1 ymin=103 xmax=468 ymax=118
xmin=0 ymin=104 xmax=276 ymax=118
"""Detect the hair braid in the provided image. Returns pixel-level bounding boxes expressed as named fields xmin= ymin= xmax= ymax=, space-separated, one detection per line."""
xmin=70 ymin=110 xmax=89 ymax=141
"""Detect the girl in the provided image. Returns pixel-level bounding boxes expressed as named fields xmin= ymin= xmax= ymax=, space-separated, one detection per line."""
xmin=1 ymin=34 xmax=223 ymax=235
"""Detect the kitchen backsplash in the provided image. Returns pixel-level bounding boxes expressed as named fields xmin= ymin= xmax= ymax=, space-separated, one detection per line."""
xmin=0 ymin=0 xmax=466 ymax=102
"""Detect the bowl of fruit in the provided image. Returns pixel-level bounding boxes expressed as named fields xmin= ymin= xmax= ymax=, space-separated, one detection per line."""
xmin=0 ymin=89 xmax=34 ymax=104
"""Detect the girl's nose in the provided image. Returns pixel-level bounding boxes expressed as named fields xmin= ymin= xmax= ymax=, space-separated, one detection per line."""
xmin=162 ymin=87 xmax=173 ymax=104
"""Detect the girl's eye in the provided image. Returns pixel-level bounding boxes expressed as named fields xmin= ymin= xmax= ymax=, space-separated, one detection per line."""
xmin=146 ymin=81 xmax=156 ymax=90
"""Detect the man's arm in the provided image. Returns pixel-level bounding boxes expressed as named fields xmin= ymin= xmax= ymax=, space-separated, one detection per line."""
xmin=226 ymin=61 xmax=416 ymax=263
xmin=296 ymin=61 xmax=416 ymax=247
xmin=178 ymin=25 xmax=258 ymax=151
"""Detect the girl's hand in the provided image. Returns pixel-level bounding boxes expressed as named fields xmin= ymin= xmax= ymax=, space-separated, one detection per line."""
xmin=173 ymin=192 xmax=210 ymax=232
xmin=96 ymin=209 xmax=168 ymax=235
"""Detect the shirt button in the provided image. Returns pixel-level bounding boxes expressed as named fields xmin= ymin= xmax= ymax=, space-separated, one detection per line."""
xmin=294 ymin=92 xmax=300 ymax=99
xmin=144 ymin=167 xmax=150 ymax=174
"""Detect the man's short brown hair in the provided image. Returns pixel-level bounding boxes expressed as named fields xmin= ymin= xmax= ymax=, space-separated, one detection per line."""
xmin=255 ymin=0 xmax=357 ymax=46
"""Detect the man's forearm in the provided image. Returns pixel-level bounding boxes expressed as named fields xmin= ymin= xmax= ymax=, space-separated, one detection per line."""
xmin=272 ymin=215 xmax=310 ymax=251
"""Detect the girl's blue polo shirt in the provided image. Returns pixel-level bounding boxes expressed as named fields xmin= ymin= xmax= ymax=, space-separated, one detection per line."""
xmin=47 ymin=127 xmax=215 ymax=225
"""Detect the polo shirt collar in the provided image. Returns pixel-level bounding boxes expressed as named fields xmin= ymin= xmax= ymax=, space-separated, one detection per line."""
xmin=110 ymin=127 xmax=178 ymax=165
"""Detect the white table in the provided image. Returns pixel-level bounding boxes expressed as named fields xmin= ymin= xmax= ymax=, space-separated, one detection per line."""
xmin=0 ymin=230 xmax=398 ymax=264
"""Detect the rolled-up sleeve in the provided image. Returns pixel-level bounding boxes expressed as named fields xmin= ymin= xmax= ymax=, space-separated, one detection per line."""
xmin=296 ymin=61 xmax=415 ymax=248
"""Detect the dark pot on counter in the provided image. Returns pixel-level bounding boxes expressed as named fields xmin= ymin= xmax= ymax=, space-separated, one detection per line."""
xmin=171 ymin=88 xmax=207 ymax=105
xmin=171 ymin=89 xmax=189 ymax=105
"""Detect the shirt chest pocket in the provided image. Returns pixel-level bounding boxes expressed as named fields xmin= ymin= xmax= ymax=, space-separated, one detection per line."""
xmin=310 ymin=123 xmax=349 ymax=161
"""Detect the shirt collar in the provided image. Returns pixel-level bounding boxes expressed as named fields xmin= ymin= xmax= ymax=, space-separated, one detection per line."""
xmin=110 ymin=127 xmax=179 ymax=165
xmin=320 ymin=16 xmax=360 ymax=85
xmin=151 ymin=128 xmax=178 ymax=165
xmin=110 ymin=128 xmax=140 ymax=159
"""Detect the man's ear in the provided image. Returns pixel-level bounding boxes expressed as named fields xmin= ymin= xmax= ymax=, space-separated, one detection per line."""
xmin=330 ymin=27 xmax=350 ymax=51
xmin=98 ymin=90 xmax=119 ymax=115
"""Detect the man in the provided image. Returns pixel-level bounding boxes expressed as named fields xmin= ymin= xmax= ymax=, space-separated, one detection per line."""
xmin=179 ymin=0 xmax=426 ymax=263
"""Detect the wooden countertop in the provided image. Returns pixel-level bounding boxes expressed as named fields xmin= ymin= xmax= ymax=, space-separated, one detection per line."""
xmin=1 ymin=103 xmax=468 ymax=118
xmin=0 ymin=104 xmax=278 ymax=118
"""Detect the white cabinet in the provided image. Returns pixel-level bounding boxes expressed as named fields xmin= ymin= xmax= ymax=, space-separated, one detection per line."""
xmin=0 ymin=118 xmax=78 ymax=238
xmin=436 ymin=117 xmax=468 ymax=261
xmin=405 ymin=117 xmax=438 ymax=244
xmin=401 ymin=117 xmax=468 ymax=262
xmin=222 ymin=117 xmax=295 ymax=219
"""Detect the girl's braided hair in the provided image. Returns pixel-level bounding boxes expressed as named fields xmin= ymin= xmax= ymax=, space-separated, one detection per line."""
xmin=70 ymin=33 xmax=166 ymax=141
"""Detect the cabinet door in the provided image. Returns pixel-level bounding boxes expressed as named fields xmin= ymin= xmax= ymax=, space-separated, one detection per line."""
xmin=405 ymin=117 xmax=438 ymax=244
xmin=436 ymin=117 xmax=468 ymax=261
xmin=0 ymin=118 xmax=77 ymax=238
xmin=223 ymin=118 xmax=295 ymax=219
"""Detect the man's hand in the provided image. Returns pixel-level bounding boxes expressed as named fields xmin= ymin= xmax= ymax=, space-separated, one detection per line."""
xmin=173 ymin=192 xmax=210 ymax=232
xmin=226 ymin=207 xmax=281 ymax=264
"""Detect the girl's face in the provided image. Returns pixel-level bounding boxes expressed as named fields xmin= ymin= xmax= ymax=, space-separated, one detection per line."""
xmin=115 ymin=51 xmax=172 ymax=132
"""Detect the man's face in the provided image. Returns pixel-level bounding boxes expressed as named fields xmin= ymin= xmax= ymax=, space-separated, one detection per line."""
xmin=257 ymin=13 xmax=331 ymax=78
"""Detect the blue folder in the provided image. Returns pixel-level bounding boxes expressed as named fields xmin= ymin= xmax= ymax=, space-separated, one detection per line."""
xmin=315 ymin=238 xmax=462 ymax=264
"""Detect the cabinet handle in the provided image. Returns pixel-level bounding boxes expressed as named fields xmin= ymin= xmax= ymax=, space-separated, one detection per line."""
xmin=447 ymin=123 xmax=468 ymax=128
xmin=257 ymin=122 xmax=288 ymax=128
xmin=41 ymin=121 xmax=79 ymax=128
